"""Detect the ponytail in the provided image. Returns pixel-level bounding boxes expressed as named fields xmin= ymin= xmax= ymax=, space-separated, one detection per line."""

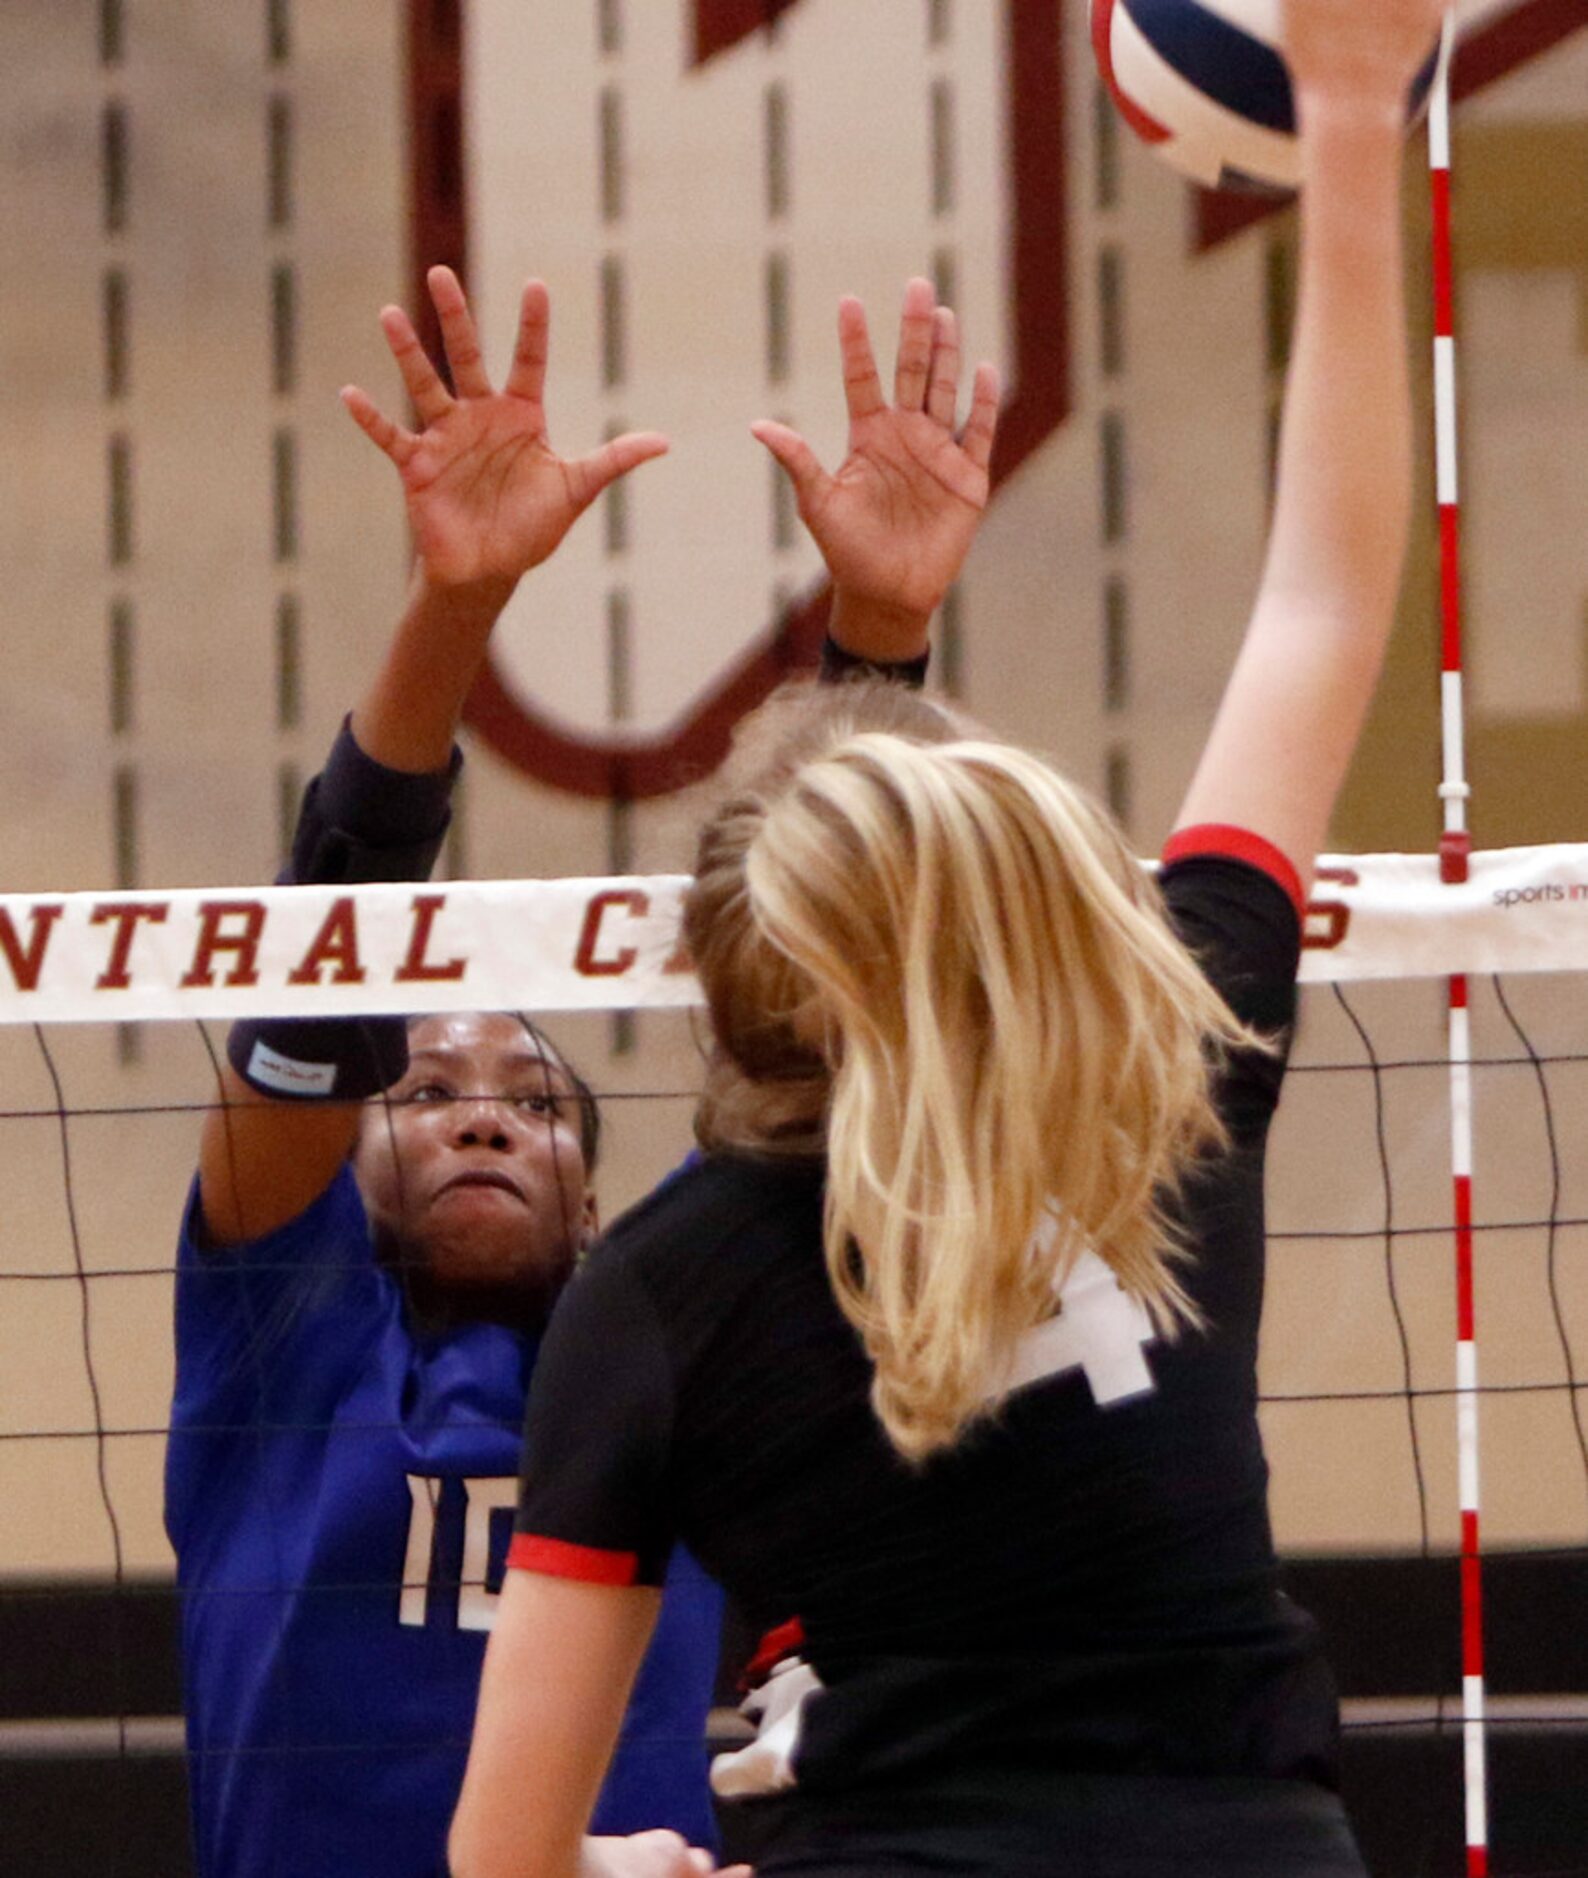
xmin=685 ymin=687 xmax=1255 ymax=1461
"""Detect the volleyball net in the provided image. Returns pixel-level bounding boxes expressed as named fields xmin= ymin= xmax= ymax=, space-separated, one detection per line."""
xmin=1 ymin=853 xmax=1586 ymax=1876
xmin=3 ymin=840 xmax=1588 ymax=1023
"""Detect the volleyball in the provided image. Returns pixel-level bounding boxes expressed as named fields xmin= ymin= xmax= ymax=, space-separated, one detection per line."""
xmin=1091 ymin=0 xmax=1441 ymax=193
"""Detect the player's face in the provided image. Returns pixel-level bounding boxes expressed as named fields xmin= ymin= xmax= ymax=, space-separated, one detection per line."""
xmin=353 ymin=1012 xmax=596 ymax=1298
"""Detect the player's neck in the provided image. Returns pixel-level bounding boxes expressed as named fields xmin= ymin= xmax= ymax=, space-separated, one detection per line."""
xmin=401 ymin=1266 xmax=551 ymax=1336
xmin=372 ymin=1228 xmax=562 ymax=1337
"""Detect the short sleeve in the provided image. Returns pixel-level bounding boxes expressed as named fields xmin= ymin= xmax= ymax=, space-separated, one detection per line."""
xmin=512 ymin=1246 xmax=676 ymax=1589
xmin=1160 ymin=835 xmax=1302 ymax=1133
xmin=171 ymin=1163 xmax=378 ymax=1419
xmin=166 ymin=1163 xmax=383 ymax=1545
xmin=1159 ymin=833 xmax=1301 ymax=1035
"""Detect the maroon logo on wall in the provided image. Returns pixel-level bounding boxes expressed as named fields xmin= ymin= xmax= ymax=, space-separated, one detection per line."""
xmin=408 ymin=0 xmax=1583 ymax=801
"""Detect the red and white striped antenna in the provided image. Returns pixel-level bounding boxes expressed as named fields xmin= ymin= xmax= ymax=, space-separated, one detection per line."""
xmin=1428 ymin=10 xmax=1490 ymax=1874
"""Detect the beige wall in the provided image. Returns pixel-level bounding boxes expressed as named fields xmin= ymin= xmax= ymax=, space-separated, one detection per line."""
xmin=1338 ymin=51 xmax=1588 ymax=852
xmin=1 ymin=1 xmax=1585 ymax=1580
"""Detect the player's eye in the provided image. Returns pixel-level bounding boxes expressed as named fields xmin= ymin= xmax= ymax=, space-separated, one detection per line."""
xmin=514 ymin=1090 xmax=562 ymax=1116
xmin=408 ymin=1081 xmax=453 ymax=1103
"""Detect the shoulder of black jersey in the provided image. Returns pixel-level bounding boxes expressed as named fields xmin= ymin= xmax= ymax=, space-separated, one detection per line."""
xmin=594 ymin=1150 xmax=823 ymax=1286
xmin=1160 ymin=825 xmax=1305 ymax=928
xmin=1157 ymin=829 xmax=1303 ymax=1038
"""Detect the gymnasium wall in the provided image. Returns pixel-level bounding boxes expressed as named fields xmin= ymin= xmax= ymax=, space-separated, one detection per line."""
xmin=0 ymin=0 xmax=1584 ymax=1593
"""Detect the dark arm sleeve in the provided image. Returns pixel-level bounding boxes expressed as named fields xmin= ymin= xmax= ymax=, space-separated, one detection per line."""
xmin=225 ymin=720 xmax=462 ymax=1098
xmin=818 ymin=637 xmax=929 ymax=689
xmin=282 ymin=716 xmax=459 ymax=886
xmin=511 ymin=1247 xmax=677 ymax=1590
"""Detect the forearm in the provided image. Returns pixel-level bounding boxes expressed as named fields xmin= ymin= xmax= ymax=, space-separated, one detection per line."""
xmin=351 ymin=564 xmax=515 ymax=773
xmin=450 ymin=1576 xmax=656 ymax=1878
xmin=1259 ymin=94 xmax=1412 ymax=634
xmin=198 ymin=1069 xmax=362 ymax=1246
xmin=202 ymin=575 xmax=494 ymax=1237
xmin=1172 ymin=75 xmax=1420 ymax=868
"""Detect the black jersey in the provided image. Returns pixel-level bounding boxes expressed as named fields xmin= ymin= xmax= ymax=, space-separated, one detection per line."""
xmin=513 ymin=837 xmax=1348 ymax=1849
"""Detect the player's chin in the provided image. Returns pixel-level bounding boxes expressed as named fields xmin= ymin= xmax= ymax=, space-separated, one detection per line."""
xmin=424 ymin=1220 xmax=578 ymax=1308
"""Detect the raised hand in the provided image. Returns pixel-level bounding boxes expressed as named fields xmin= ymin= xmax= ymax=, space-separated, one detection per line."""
xmin=342 ymin=266 xmax=669 ymax=590
xmin=751 ymin=277 xmax=999 ymax=657
xmin=1282 ymin=0 xmax=1447 ymax=106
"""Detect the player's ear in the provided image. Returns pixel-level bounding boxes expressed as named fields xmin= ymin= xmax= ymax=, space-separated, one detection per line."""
xmin=578 ymin=1188 xmax=600 ymax=1250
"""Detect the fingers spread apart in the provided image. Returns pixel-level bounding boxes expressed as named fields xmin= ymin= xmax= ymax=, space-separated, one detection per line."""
xmin=340 ymin=384 xmax=419 ymax=468
xmin=378 ymin=303 xmax=452 ymax=429
xmin=837 ymin=296 xmax=885 ymax=425
xmin=504 ymin=278 xmax=552 ymax=408
xmin=891 ymin=276 xmax=937 ymax=413
xmin=959 ymin=359 xmax=1001 ymax=473
xmin=750 ymin=419 xmax=829 ymax=515
xmin=564 ymin=429 xmax=671 ymax=511
xmin=427 ymin=264 xmax=493 ymax=400
xmin=925 ymin=305 xmax=961 ymax=428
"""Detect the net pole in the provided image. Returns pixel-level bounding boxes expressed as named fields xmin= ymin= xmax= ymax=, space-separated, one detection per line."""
xmin=1428 ymin=16 xmax=1490 ymax=1875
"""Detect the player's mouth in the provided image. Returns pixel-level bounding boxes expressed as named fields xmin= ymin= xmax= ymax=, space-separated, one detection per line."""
xmin=435 ymin=1168 xmax=528 ymax=1204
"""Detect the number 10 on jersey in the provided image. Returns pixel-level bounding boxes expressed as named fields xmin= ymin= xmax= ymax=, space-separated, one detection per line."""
xmin=400 ymin=1474 xmax=518 ymax=1632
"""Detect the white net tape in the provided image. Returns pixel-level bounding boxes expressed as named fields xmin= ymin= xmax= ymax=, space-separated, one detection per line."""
xmin=3 ymin=844 xmax=1587 ymax=1025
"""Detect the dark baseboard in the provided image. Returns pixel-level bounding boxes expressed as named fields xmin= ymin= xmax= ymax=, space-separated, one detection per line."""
xmin=0 ymin=1578 xmax=182 ymax=1721
xmin=1282 ymin=1551 xmax=1588 ymax=1698
xmin=0 ymin=1754 xmax=194 ymax=1878
xmin=6 ymin=1551 xmax=1582 ymax=1720
xmin=3 ymin=1554 xmax=1583 ymax=1877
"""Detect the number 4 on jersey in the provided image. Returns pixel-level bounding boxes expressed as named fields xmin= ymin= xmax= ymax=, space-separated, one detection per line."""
xmin=1004 ymin=1231 xmax=1159 ymax=1408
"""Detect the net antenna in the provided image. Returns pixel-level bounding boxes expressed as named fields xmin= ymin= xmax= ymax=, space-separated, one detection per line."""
xmin=1427 ymin=15 xmax=1489 ymax=1874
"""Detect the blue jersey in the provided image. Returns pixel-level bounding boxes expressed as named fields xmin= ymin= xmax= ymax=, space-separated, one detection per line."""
xmin=165 ymin=1166 xmax=723 ymax=1878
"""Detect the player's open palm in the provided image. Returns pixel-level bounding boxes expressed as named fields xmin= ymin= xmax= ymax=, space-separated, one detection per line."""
xmin=342 ymin=265 xmax=668 ymax=589
xmin=752 ymin=277 xmax=999 ymax=630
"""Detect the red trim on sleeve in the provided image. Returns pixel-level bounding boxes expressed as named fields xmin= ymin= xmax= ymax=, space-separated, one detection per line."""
xmin=1161 ymin=824 xmax=1307 ymax=924
xmin=742 ymin=1617 xmax=806 ymax=1690
xmin=507 ymin=1533 xmax=641 ymax=1587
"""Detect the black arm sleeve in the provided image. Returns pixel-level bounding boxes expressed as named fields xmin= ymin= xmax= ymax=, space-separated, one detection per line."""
xmin=282 ymin=716 xmax=460 ymax=886
xmin=225 ymin=719 xmax=461 ymax=1099
xmin=818 ymin=636 xmax=930 ymax=690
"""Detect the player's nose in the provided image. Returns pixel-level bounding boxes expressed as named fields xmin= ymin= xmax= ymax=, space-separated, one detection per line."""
xmin=450 ymin=1095 xmax=513 ymax=1151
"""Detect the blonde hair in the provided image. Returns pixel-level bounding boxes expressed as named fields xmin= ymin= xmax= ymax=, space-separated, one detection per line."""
xmin=684 ymin=680 xmax=1258 ymax=1462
